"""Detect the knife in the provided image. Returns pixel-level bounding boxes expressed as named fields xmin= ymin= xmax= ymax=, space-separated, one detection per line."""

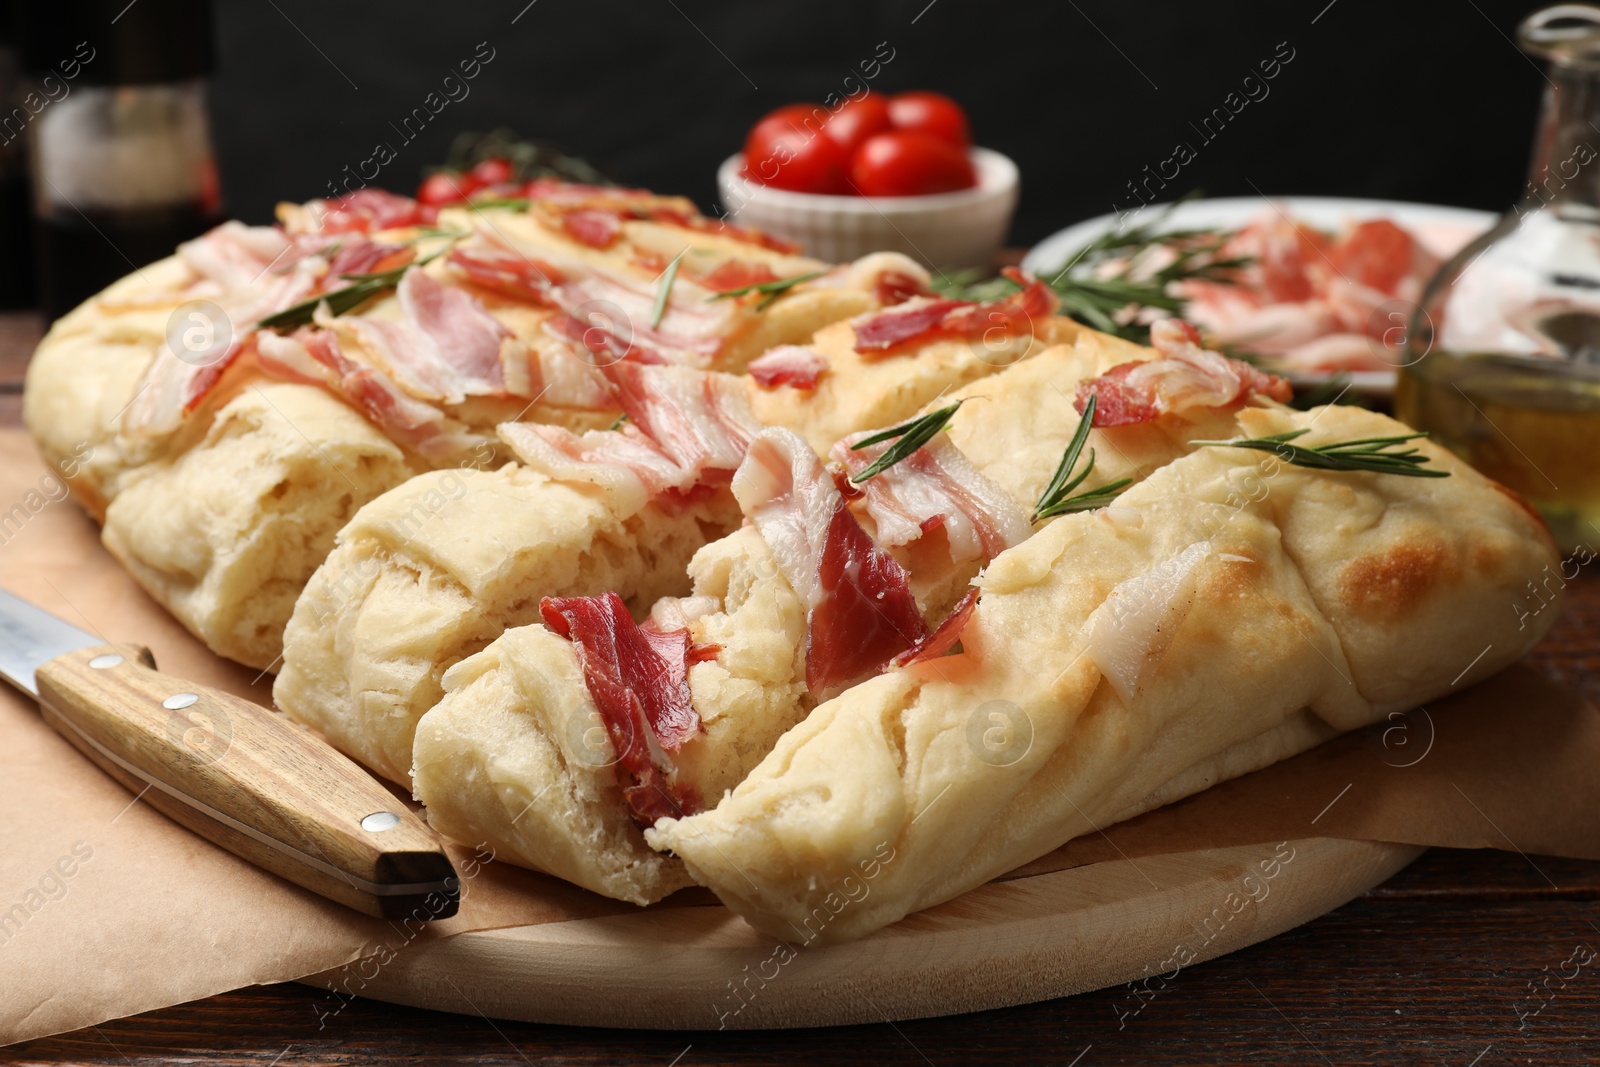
xmin=0 ymin=589 xmax=459 ymax=920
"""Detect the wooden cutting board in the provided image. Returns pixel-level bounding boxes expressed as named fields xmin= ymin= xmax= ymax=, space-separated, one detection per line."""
xmin=0 ymin=427 xmax=1427 ymax=1031
xmin=308 ymin=838 xmax=1421 ymax=1029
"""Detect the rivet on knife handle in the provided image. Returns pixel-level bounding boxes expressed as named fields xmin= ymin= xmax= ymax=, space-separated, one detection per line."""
xmin=34 ymin=644 xmax=460 ymax=920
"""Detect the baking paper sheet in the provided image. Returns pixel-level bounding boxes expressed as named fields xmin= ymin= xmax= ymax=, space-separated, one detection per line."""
xmin=0 ymin=430 xmax=1594 ymax=1045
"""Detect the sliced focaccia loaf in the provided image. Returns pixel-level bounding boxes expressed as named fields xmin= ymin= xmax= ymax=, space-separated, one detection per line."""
xmin=25 ymin=182 xmax=922 ymax=670
xmin=647 ymin=403 xmax=1559 ymax=941
xmin=409 ymin=324 xmax=1290 ymax=903
xmin=276 ymin=285 xmax=1082 ymax=782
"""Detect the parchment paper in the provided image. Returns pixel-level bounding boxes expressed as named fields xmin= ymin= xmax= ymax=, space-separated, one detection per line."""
xmin=1 ymin=429 xmax=1595 ymax=1046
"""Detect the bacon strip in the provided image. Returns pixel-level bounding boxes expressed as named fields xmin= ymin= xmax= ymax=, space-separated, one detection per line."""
xmin=466 ymin=228 xmax=736 ymax=367
xmin=448 ymin=247 xmax=564 ymax=305
xmin=498 ymin=422 xmax=684 ymax=515
xmin=643 ymin=206 xmax=802 ymax=255
xmin=560 ymin=209 xmax=624 ymax=248
xmin=302 ymin=189 xmax=436 ymax=236
xmin=747 ymin=345 xmax=828 ymax=390
xmin=733 ymin=429 xmax=928 ymax=693
xmin=340 ymin=267 xmax=511 ymax=403
xmin=603 ymin=362 xmax=761 ymax=472
xmin=256 ymin=329 xmax=475 ymax=458
xmin=499 ymin=364 xmax=758 ymax=513
xmin=695 ymin=260 xmax=780 ymax=293
xmin=831 ymin=433 xmax=1030 ymax=564
xmin=177 ymin=221 xmax=294 ymax=291
xmin=891 ymin=587 xmax=979 ymax=668
xmin=540 ymin=592 xmax=701 ymax=826
xmin=1075 ymin=319 xmax=1293 ymax=428
xmin=852 ymin=273 xmax=1058 ymax=355
xmin=124 ymin=230 xmax=328 ymax=438
xmin=325 ymin=240 xmax=415 ymax=279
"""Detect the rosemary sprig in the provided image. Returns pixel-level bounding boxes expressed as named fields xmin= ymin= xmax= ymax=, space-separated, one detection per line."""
xmin=933 ymin=192 xmax=1250 ymax=344
xmin=406 ymin=226 xmax=469 ymax=244
xmin=650 ymin=250 xmax=685 ymax=329
xmin=1031 ymin=396 xmax=1134 ymax=520
xmin=707 ymin=269 xmax=826 ymax=310
xmin=848 ymin=401 xmax=963 ymax=484
xmin=258 ymin=251 xmax=443 ymax=332
xmin=466 ymin=197 xmax=531 ymax=213
xmin=1190 ymin=429 xmax=1450 ymax=478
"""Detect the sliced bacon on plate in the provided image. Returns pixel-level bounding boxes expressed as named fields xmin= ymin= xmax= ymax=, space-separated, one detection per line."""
xmin=831 ymin=432 xmax=1030 ymax=564
xmin=339 ymin=267 xmax=512 ymax=403
xmin=746 ymin=345 xmax=829 ymax=390
xmin=540 ymin=592 xmax=702 ymax=826
xmin=1075 ymin=319 xmax=1293 ymax=428
xmin=733 ymin=429 xmax=928 ymax=693
xmin=852 ymin=271 xmax=1058 ymax=354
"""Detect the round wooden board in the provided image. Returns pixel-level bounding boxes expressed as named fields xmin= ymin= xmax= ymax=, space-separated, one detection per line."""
xmin=308 ymin=837 xmax=1421 ymax=1030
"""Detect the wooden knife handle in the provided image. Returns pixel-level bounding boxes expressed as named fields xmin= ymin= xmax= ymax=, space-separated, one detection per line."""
xmin=35 ymin=644 xmax=459 ymax=920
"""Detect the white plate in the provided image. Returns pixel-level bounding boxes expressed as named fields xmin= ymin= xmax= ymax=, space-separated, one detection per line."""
xmin=1022 ymin=196 xmax=1501 ymax=395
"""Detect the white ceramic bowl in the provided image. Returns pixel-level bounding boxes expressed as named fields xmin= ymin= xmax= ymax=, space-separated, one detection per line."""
xmin=717 ymin=147 xmax=1018 ymax=269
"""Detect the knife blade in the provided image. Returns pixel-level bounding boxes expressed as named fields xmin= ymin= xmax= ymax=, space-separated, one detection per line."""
xmin=0 ymin=589 xmax=459 ymax=920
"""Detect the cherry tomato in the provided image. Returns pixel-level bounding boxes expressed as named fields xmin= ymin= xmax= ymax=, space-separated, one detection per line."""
xmin=825 ymin=93 xmax=893 ymax=154
xmin=849 ymin=131 xmax=976 ymax=197
xmin=417 ymin=170 xmax=474 ymax=206
xmin=469 ymin=157 xmax=516 ymax=188
xmin=887 ymin=90 xmax=970 ymax=147
xmin=743 ymin=104 xmax=849 ymax=194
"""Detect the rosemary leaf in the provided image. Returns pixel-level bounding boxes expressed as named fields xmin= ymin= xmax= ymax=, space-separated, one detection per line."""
xmin=1031 ymin=396 xmax=1135 ymax=519
xmin=650 ymin=250 xmax=685 ymax=330
xmin=258 ymin=249 xmax=446 ymax=332
xmin=1036 ymin=477 xmax=1135 ymax=518
xmin=706 ymin=270 xmax=826 ymax=307
xmin=1191 ymin=429 xmax=1451 ymax=478
xmin=466 ymin=197 xmax=532 ymax=212
xmin=939 ymin=192 xmax=1251 ymax=344
xmin=848 ymin=401 xmax=963 ymax=483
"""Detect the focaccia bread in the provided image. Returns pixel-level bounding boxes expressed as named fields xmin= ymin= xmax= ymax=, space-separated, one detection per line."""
xmin=24 ymin=182 xmax=922 ymax=669
xmin=408 ymin=327 xmax=1275 ymax=904
xmin=276 ymin=289 xmax=1078 ymax=786
xmin=648 ymin=403 xmax=1560 ymax=941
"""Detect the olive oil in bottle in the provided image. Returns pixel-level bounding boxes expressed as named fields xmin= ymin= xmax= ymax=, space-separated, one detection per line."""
xmin=1398 ymin=5 xmax=1600 ymax=550
xmin=1396 ymin=353 xmax=1600 ymax=549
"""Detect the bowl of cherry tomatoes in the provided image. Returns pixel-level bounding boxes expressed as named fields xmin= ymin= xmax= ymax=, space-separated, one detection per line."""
xmin=718 ymin=90 xmax=1017 ymax=268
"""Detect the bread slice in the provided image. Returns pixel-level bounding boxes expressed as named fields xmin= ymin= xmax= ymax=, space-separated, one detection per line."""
xmin=648 ymin=405 xmax=1560 ymax=942
xmin=409 ymin=333 xmax=1258 ymax=904
xmin=101 ymin=382 xmax=418 ymax=668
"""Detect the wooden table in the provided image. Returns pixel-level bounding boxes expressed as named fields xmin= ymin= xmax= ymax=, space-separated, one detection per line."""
xmin=4 ymin=312 xmax=1598 ymax=1065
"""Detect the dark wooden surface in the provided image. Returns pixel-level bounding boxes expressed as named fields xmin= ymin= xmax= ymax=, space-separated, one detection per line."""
xmin=4 ymin=311 xmax=1599 ymax=1066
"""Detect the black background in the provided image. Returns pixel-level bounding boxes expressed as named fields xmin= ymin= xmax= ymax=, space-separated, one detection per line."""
xmin=199 ymin=0 xmax=1551 ymax=245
